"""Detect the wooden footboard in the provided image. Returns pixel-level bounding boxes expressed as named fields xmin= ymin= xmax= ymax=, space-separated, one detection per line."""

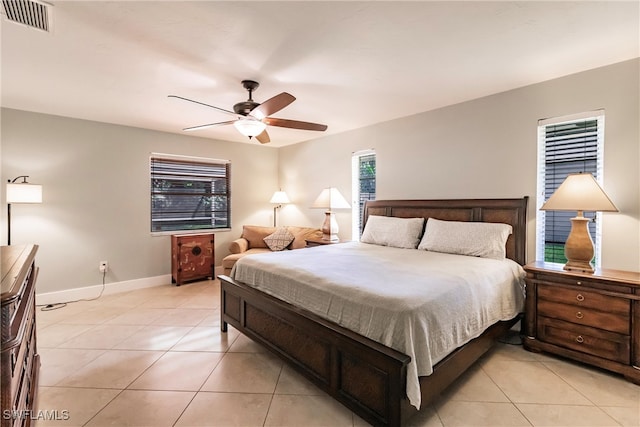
xmin=220 ymin=274 xmax=410 ymax=426
xmin=220 ymin=274 xmax=518 ymax=426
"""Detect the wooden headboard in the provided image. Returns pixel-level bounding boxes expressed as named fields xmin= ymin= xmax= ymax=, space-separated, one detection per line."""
xmin=363 ymin=197 xmax=529 ymax=265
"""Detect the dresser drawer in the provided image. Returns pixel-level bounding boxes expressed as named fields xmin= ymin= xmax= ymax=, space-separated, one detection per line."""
xmin=538 ymin=316 xmax=630 ymax=364
xmin=537 ymin=284 xmax=629 ymax=315
xmin=537 ymin=299 xmax=629 ymax=334
xmin=1 ymin=264 xmax=31 ymax=344
xmin=532 ymin=272 xmax=633 ymax=295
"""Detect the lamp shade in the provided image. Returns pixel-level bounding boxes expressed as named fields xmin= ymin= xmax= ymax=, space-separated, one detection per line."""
xmin=311 ymin=187 xmax=350 ymax=209
xmin=270 ymin=191 xmax=290 ymax=204
xmin=540 ymin=173 xmax=617 ymax=212
xmin=234 ymin=119 xmax=267 ymax=137
xmin=6 ymin=183 xmax=42 ymax=203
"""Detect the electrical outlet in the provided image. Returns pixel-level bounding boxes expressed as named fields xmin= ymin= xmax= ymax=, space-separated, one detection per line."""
xmin=99 ymin=261 xmax=108 ymax=273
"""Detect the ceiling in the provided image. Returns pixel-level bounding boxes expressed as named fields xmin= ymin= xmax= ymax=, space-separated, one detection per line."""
xmin=1 ymin=1 xmax=638 ymax=147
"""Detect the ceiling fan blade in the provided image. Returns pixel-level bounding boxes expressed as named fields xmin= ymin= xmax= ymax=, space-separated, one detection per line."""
xmin=249 ymin=92 xmax=295 ymax=120
xmin=264 ymin=117 xmax=328 ymax=132
xmin=183 ymin=120 xmax=235 ymax=132
xmin=168 ymin=95 xmax=238 ymax=117
xmin=256 ymin=129 xmax=270 ymax=144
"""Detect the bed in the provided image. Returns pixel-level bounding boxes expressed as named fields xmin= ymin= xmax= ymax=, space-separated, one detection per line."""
xmin=218 ymin=197 xmax=528 ymax=426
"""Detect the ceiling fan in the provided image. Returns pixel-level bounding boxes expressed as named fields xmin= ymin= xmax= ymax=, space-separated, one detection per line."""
xmin=169 ymin=80 xmax=328 ymax=144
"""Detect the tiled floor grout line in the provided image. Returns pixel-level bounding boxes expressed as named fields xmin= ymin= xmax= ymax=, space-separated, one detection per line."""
xmin=171 ymin=388 xmax=200 ymax=427
xmin=261 ymin=361 xmax=284 ymax=427
xmin=539 ymin=359 xmax=605 ymax=407
xmin=477 ymin=352 xmax=536 ymax=427
xmin=80 ymin=387 xmax=127 ymax=427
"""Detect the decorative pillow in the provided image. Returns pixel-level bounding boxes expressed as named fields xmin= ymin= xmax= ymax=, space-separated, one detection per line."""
xmin=418 ymin=218 xmax=512 ymax=260
xmin=360 ymin=215 xmax=425 ymax=249
xmin=263 ymin=227 xmax=296 ymax=251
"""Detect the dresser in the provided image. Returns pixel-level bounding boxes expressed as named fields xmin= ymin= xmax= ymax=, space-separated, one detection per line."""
xmin=171 ymin=233 xmax=214 ymax=285
xmin=1 ymin=245 xmax=40 ymax=427
xmin=523 ymin=261 xmax=640 ymax=384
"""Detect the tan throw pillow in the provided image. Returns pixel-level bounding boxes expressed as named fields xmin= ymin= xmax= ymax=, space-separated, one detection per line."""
xmin=263 ymin=227 xmax=296 ymax=251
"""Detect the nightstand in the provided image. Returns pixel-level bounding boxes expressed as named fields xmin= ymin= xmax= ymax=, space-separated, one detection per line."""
xmin=171 ymin=233 xmax=214 ymax=285
xmin=305 ymin=238 xmax=341 ymax=248
xmin=523 ymin=261 xmax=640 ymax=384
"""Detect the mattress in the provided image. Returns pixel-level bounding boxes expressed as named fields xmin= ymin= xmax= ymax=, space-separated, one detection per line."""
xmin=231 ymin=241 xmax=525 ymax=409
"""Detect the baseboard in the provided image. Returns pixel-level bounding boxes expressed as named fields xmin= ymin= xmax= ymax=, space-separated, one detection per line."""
xmin=214 ymin=265 xmax=224 ymax=278
xmin=35 ymin=274 xmax=173 ymax=306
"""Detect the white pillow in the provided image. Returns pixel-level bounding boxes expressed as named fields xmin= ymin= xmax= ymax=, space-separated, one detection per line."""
xmin=263 ymin=227 xmax=295 ymax=251
xmin=418 ymin=218 xmax=512 ymax=260
xmin=361 ymin=215 xmax=425 ymax=249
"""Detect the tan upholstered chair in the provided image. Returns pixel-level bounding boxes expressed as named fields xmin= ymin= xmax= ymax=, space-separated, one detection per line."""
xmin=221 ymin=225 xmax=322 ymax=276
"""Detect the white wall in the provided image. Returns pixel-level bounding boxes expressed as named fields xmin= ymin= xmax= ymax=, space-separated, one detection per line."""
xmin=2 ymin=59 xmax=638 ymax=299
xmin=278 ymin=59 xmax=640 ymax=271
xmin=1 ymin=109 xmax=279 ymax=294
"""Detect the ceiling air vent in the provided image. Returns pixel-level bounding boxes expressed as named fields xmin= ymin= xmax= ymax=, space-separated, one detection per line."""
xmin=1 ymin=0 xmax=53 ymax=32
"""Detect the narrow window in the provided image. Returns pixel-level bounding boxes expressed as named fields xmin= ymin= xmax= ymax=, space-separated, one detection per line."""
xmin=150 ymin=154 xmax=231 ymax=233
xmin=536 ymin=111 xmax=604 ymax=266
xmin=351 ymin=149 xmax=376 ymax=239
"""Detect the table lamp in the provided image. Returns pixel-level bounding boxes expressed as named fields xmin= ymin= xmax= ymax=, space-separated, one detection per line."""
xmin=311 ymin=187 xmax=350 ymax=241
xmin=540 ymin=172 xmax=617 ymax=273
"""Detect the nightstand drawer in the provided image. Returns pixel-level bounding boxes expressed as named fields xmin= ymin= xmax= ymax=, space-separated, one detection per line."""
xmin=538 ymin=284 xmax=629 ymax=315
xmin=538 ymin=316 xmax=630 ymax=364
xmin=532 ymin=272 xmax=633 ymax=295
xmin=537 ymin=299 xmax=629 ymax=334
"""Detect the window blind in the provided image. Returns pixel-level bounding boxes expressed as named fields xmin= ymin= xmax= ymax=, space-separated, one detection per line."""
xmin=351 ymin=150 xmax=376 ymax=239
xmin=150 ymin=156 xmax=231 ymax=233
xmin=536 ymin=113 xmax=604 ymax=264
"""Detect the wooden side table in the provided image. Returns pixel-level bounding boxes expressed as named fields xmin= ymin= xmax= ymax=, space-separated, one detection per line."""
xmin=305 ymin=238 xmax=342 ymax=248
xmin=171 ymin=233 xmax=214 ymax=285
xmin=523 ymin=261 xmax=640 ymax=384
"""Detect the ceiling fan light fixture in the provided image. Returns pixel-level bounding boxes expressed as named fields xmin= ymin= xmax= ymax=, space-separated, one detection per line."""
xmin=233 ymin=119 xmax=267 ymax=137
xmin=171 ymin=81 xmax=326 ymax=144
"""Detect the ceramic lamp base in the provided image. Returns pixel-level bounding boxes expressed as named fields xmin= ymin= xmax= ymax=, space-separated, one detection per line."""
xmin=563 ymin=215 xmax=595 ymax=273
xmin=321 ymin=210 xmax=340 ymax=241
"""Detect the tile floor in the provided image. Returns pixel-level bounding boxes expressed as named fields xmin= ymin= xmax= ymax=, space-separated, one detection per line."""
xmin=33 ymin=279 xmax=639 ymax=427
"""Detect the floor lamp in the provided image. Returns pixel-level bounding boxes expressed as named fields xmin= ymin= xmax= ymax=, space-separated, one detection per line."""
xmin=269 ymin=190 xmax=290 ymax=227
xmin=7 ymin=176 xmax=43 ymax=245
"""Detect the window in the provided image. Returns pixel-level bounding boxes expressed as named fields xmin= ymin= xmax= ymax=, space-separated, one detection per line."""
xmin=351 ymin=149 xmax=376 ymax=239
xmin=150 ymin=154 xmax=231 ymax=233
xmin=536 ymin=111 xmax=604 ymax=266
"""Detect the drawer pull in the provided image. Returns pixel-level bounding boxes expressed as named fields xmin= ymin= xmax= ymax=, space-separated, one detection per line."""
xmin=576 ymin=311 xmax=584 ymax=319
xmin=576 ymin=294 xmax=585 ymax=302
xmin=576 ymin=335 xmax=584 ymax=343
xmin=576 ymin=281 xmax=582 ymax=285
